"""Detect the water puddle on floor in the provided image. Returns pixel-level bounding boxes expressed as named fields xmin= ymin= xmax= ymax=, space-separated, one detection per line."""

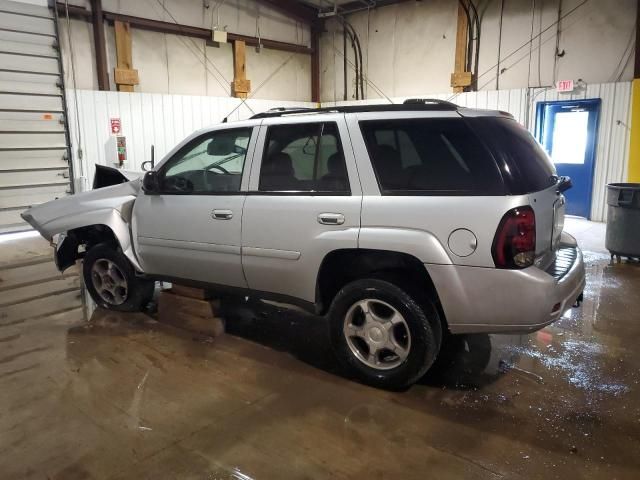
xmin=2 ymin=237 xmax=640 ymax=479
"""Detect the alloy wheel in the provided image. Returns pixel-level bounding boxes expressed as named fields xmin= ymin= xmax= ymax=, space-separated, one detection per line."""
xmin=343 ymin=299 xmax=411 ymax=370
xmin=90 ymin=258 xmax=128 ymax=305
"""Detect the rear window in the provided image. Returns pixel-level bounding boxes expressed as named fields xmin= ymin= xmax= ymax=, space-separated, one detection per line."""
xmin=468 ymin=117 xmax=557 ymax=194
xmin=359 ymin=118 xmax=503 ymax=195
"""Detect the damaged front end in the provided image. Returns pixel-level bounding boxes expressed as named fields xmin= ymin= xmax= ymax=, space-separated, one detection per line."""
xmin=21 ymin=165 xmax=144 ymax=273
xmin=51 ymin=232 xmax=78 ymax=271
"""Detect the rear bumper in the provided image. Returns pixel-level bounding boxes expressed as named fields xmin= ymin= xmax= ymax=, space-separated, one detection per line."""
xmin=427 ymin=241 xmax=585 ymax=334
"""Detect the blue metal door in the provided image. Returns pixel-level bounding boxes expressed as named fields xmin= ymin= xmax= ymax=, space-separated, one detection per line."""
xmin=535 ymin=99 xmax=601 ymax=219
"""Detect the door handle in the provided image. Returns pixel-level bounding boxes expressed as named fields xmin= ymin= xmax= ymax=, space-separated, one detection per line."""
xmin=212 ymin=209 xmax=233 ymax=220
xmin=318 ymin=213 xmax=345 ymax=225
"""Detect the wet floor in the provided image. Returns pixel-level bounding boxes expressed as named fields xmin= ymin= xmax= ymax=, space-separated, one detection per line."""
xmin=1 ymin=220 xmax=639 ymax=479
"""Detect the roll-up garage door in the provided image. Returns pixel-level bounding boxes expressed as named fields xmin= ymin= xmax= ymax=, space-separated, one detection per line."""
xmin=0 ymin=0 xmax=73 ymax=233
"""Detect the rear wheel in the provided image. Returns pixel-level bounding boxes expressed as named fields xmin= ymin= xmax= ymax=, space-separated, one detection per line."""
xmin=328 ymin=278 xmax=441 ymax=390
xmin=83 ymin=243 xmax=154 ymax=312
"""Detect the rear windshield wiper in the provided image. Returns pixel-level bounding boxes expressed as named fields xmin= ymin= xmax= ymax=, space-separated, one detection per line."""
xmin=555 ymin=175 xmax=572 ymax=193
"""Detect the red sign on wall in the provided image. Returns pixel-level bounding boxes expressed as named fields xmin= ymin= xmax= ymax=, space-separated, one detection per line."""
xmin=110 ymin=117 xmax=121 ymax=135
xmin=556 ymin=80 xmax=574 ymax=93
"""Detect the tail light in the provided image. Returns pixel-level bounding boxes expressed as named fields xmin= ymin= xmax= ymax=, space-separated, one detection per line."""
xmin=492 ymin=206 xmax=536 ymax=269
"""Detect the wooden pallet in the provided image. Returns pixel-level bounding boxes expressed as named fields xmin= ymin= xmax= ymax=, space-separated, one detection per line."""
xmin=157 ymin=285 xmax=224 ymax=337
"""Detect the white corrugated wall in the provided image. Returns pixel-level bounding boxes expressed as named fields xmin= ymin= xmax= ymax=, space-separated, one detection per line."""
xmin=327 ymin=82 xmax=632 ymax=222
xmin=66 ymin=90 xmax=314 ymax=192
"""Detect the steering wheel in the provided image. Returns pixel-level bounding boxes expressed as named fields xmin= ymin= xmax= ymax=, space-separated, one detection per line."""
xmin=208 ymin=164 xmax=230 ymax=175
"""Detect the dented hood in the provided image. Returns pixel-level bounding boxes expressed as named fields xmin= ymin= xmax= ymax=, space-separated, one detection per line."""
xmin=21 ymin=180 xmax=141 ymax=241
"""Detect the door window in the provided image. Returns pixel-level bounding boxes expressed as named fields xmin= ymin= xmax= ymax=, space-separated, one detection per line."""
xmin=550 ymin=111 xmax=589 ymax=164
xmin=259 ymin=122 xmax=349 ymax=193
xmin=160 ymin=127 xmax=252 ymax=194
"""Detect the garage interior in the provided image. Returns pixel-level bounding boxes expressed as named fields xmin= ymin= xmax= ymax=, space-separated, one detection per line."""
xmin=1 ymin=0 xmax=640 ymax=478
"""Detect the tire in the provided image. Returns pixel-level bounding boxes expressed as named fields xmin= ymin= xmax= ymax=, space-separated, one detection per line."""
xmin=83 ymin=243 xmax=155 ymax=312
xmin=328 ymin=278 xmax=441 ymax=390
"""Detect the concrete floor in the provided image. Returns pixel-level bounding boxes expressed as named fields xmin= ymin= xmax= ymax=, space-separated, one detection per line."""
xmin=1 ymin=218 xmax=639 ymax=479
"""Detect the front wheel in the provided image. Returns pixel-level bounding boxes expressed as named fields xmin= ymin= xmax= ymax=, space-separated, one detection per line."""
xmin=328 ymin=278 xmax=441 ymax=390
xmin=83 ymin=243 xmax=155 ymax=312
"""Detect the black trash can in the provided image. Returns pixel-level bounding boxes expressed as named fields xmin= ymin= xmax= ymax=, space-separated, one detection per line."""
xmin=606 ymin=183 xmax=640 ymax=258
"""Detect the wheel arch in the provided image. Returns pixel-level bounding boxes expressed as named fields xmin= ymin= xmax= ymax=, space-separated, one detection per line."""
xmin=52 ymin=208 xmax=141 ymax=272
xmin=315 ymin=248 xmax=449 ymax=331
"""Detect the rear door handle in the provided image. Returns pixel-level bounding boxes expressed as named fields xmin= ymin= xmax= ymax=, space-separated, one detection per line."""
xmin=318 ymin=213 xmax=345 ymax=225
xmin=212 ymin=209 xmax=233 ymax=220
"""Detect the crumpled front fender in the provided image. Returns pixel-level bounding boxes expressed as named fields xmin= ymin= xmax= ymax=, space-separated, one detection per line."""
xmin=21 ymin=181 xmax=142 ymax=272
xmin=23 ymin=207 xmax=142 ymax=272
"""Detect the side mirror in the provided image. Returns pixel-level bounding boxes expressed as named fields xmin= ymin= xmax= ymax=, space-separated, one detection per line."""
xmin=142 ymin=171 xmax=159 ymax=194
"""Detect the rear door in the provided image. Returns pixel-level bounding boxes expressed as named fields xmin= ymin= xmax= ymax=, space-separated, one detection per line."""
xmin=241 ymin=114 xmax=361 ymax=304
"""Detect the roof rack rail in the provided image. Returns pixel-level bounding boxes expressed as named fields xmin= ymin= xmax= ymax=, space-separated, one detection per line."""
xmin=402 ymin=98 xmax=458 ymax=109
xmin=249 ymin=101 xmax=461 ymax=119
xmin=250 ymin=107 xmax=318 ymax=119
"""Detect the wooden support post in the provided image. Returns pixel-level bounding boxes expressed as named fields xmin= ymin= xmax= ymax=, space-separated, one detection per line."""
xmin=90 ymin=0 xmax=109 ymax=91
xmin=113 ymin=20 xmax=139 ymax=92
xmin=451 ymin=0 xmax=473 ymax=93
xmin=232 ymin=40 xmax=251 ymax=99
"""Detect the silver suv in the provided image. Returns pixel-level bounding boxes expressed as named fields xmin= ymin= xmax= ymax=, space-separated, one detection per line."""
xmin=22 ymin=100 xmax=585 ymax=389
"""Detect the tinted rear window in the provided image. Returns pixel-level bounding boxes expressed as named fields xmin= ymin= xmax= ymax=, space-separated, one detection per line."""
xmin=468 ymin=117 xmax=557 ymax=194
xmin=359 ymin=118 xmax=503 ymax=195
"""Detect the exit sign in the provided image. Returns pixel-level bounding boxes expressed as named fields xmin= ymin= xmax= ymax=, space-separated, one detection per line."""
xmin=556 ymin=80 xmax=574 ymax=93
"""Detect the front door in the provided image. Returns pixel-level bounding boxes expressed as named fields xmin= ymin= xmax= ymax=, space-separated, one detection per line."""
xmin=535 ymin=99 xmax=600 ymax=218
xmin=133 ymin=126 xmax=257 ymax=287
xmin=241 ymin=115 xmax=362 ymax=305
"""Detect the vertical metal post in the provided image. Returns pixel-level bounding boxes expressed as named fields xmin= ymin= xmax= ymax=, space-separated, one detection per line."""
xmin=90 ymin=0 xmax=109 ymax=91
xmin=311 ymin=28 xmax=320 ymax=104
xmin=51 ymin=0 xmax=76 ymax=194
xmin=343 ymin=26 xmax=348 ymax=100
xmin=635 ymin=0 xmax=640 ymax=78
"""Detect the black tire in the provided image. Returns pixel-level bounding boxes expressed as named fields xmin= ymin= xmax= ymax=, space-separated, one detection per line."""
xmin=83 ymin=243 xmax=155 ymax=312
xmin=328 ymin=278 xmax=441 ymax=390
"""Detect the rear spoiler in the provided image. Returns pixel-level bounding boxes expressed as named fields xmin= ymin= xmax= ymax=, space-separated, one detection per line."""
xmin=93 ymin=164 xmax=141 ymax=189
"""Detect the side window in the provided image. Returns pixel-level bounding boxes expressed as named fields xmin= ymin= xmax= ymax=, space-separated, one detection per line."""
xmin=161 ymin=127 xmax=252 ymax=194
xmin=259 ymin=122 xmax=349 ymax=193
xmin=373 ymin=129 xmax=420 ymax=168
xmin=360 ymin=119 xmax=503 ymax=194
